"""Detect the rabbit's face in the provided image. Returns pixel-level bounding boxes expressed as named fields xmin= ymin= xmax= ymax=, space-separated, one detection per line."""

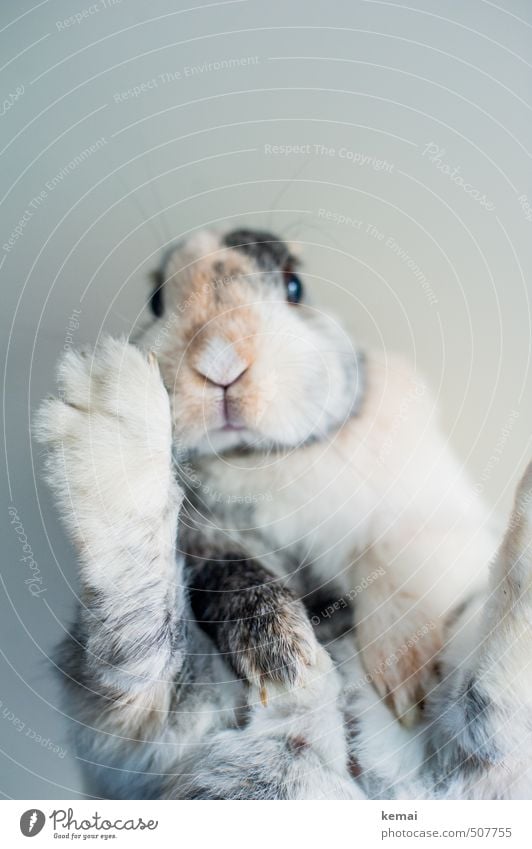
xmin=145 ymin=228 xmax=361 ymax=454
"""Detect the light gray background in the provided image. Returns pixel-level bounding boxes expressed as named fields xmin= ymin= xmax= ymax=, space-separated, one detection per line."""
xmin=1 ymin=0 xmax=532 ymax=799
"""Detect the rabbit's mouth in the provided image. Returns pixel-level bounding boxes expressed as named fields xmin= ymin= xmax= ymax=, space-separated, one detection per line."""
xmin=222 ymin=391 xmax=246 ymax=431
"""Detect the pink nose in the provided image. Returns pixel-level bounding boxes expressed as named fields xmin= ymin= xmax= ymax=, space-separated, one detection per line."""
xmin=196 ymin=363 xmax=248 ymax=390
xmin=194 ymin=335 xmax=249 ymax=389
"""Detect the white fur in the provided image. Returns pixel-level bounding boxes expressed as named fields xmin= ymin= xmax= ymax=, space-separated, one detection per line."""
xmin=34 ymin=227 xmax=532 ymax=799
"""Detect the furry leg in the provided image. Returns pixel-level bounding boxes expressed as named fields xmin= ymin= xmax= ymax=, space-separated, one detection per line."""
xmin=353 ymin=554 xmax=443 ymax=727
xmin=172 ymin=644 xmax=365 ymax=799
xmin=428 ymin=461 xmax=532 ymax=798
xmin=187 ymin=552 xmax=322 ymax=693
xmin=34 ymin=339 xmax=189 ymax=797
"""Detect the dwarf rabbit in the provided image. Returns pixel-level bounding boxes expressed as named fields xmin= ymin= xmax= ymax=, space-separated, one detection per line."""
xmin=35 ymin=227 xmax=532 ymax=799
xmin=141 ymin=228 xmax=498 ymax=724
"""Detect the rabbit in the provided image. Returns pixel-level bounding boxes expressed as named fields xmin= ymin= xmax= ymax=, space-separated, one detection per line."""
xmin=141 ymin=227 xmax=498 ymax=725
xmin=33 ymin=227 xmax=532 ymax=799
xmin=34 ymin=338 xmax=361 ymax=800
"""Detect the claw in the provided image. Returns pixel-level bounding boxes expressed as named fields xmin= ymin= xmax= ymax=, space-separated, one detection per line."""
xmin=397 ymin=701 xmax=421 ymax=729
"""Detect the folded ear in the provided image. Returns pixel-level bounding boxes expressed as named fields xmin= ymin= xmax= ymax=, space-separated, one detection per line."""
xmin=149 ymin=268 xmax=165 ymax=317
xmin=223 ymin=228 xmax=299 ymax=273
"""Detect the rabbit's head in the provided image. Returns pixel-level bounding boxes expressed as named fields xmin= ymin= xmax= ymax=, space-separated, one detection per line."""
xmin=143 ymin=228 xmax=363 ymax=454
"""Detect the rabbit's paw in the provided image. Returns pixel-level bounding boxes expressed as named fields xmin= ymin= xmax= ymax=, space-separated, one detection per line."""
xmin=240 ymin=598 xmax=331 ymax=705
xmin=34 ymin=338 xmax=181 ymax=526
xmin=229 ymin=591 xmax=328 ymax=703
xmin=188 ymin=554 xmax=331 ymax=704
xmin=357 ymin=595 xmax=442 ymax=727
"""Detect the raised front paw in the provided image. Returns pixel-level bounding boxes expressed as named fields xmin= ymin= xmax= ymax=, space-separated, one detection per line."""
xmin=34 ymin=337 xmax=181 ymax=525
xmin=189 ymin=556 xmax=328 ymax=701
xmin=239 ymin=593 xmax=321 ymax=693
xmin=357 ymin=594 xmax=443 ymax=727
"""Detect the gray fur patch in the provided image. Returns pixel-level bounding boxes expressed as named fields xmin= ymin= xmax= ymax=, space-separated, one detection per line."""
xmin=223 ymin=228 xmax=297 ymax=274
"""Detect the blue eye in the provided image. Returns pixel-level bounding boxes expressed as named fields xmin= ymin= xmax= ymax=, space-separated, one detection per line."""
xmin=285 ymin=272 xmax=304 ymax=304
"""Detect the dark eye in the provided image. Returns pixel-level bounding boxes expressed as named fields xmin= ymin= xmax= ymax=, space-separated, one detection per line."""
xmin=285 ymin=272 xmax=304 ymax=304
xmin=150 ymin=270 xmax=165 ymax=317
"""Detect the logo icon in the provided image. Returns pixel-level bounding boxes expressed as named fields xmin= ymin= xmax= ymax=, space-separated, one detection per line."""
xmin=20 ymin=810 xmax=45 ymax=837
